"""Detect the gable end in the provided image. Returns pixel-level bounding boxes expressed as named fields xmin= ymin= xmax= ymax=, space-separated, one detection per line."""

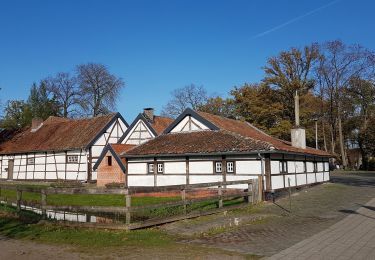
xmin=163 ymin=108 xmax=219 ymax=134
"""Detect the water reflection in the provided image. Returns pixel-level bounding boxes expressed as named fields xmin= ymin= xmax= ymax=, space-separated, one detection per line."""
xmin=1 ymin=201 xmax=125 ymax=223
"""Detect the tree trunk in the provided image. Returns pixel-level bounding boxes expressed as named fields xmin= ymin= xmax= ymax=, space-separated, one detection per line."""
xmin=337 ymin=113 xmax=347 ymax=168
xmin=322 ymin=121 xmax=328 ymax=152
xmin=330 ymin=124 xmax=336 ymax=155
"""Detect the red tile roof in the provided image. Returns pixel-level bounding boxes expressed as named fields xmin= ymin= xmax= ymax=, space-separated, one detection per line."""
xmin=150 ymin=116 xmax=174 ymax=135
xmin=197 ymin=112 xmax=331 ymax=156
xmin=124 ymin=110 xmax=331 ymax=157
xmin=124 ymin=130 xmax=273 ymax=156
xmin=0 ymin=114 xmax=118 ymax=154
xmin=110 ymin=144 xmax=136 ymax=155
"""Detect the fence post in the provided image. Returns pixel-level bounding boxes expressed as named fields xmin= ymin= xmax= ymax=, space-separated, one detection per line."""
xmin=288 ymin=177 xmax=292 ymax=212
xmin=251 ymin=180 xmax=256 ymax=204
xmin=218 ymin=185 xmax=223 ymax=208
xmin=181 ymin=188 xmax=187 ymax=215
xmin=125 ymin=189 xmax=131 ymax=225
xmin=258 ymin=175 xmax=263 ymax=202
xmin=16 ymin=188 xmax=22 ymax=212
xmin=41 ymin=189 xmax=47 ymax=220
xmin=247 ymin=181 xmax=252 ymax=204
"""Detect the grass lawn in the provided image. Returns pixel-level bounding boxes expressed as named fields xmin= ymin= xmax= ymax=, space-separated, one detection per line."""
xmin=0 ymin=183 xmax=247 ymax=224
xmin=0 ymin=206 xmax=259 ymax=259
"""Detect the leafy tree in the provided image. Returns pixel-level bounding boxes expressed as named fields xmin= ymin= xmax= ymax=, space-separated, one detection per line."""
xmin=230 ymin=84 xmax=289 ymax=139
xmin=28 ymin=81 xmax=59 ymax=120
xmin=161 ymin=84 xmax=208 ymax=118
xmin=1 ymin=100 xmax=32 ymax=129
xmin=198 ymin=96 xmax=235 ymax=118
xmin=263 ymin=44 xmax=320 ymax=124
xmin=76 ymin=63 xmax=125 ymax=116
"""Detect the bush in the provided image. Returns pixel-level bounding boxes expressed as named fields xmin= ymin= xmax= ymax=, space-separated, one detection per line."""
xmin=105 ymin=182 xmax=125 ymax=189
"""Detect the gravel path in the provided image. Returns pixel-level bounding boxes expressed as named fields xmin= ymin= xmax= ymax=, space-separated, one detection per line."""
xmin=0 ymin=237 xmax=81 ymax=260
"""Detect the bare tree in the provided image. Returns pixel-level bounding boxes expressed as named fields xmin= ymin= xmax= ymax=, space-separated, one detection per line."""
xmin=76 ymin=63 xmax=125 ymax=117
xmin=44 ymin=72 xmax=79 ymax=118
xmin=317 ymin=40 xmax=373 ymax=167
xmin=161 ymin=84 xmax=208 ymax=118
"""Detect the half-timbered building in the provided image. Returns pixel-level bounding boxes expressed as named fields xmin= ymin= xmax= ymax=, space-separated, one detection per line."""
xmin=120 ymin=108 xmax=331 ymax=191
xmin=94 ymin=108 xmax=173 ymax=186
xmin=0 ymin=113 xmax=128 ymax=181
xmin=118 ymin=108 xmax=173 ymax=145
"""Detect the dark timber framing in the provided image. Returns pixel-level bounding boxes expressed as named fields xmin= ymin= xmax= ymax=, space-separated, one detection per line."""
xmin=93 ymin=145 xmax=126 ymax=173
xmin=163 ymin=108 xmax=220 ymax=134
xmin=118 ymin=113 xmax=158 ymax=144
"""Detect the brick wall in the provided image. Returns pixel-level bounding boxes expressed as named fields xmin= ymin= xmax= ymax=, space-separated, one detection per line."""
xmin=97 ymin=151 xmax=125 ymax=187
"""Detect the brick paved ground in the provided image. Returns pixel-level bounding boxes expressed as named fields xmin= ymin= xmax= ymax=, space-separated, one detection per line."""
xmin=171 ymin=173 xmax=375 ymax=257
xmin=266 ymin=198 xmax=375 ymax=260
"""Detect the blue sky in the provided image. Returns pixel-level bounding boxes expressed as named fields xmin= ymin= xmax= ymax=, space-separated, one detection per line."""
xmin=0 ymin=0 xmax=374 ymax=121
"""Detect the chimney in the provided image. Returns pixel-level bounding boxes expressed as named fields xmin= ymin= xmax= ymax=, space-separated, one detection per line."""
xmin=291 ymin=91 xmax=306 ymax=149
xmin=143 ymin=108 xmax=154 ymax=122
xmin=31 ymin=118 xmax=44 ymax=132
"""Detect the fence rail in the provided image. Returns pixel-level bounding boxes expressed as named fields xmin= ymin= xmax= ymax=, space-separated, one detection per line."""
xmin=0 ymin=176 xmax=263 ymax=230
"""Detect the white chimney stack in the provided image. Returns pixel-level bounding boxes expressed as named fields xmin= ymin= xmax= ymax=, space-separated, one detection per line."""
xmin=291 ymin=91 xmax=306 ymax=149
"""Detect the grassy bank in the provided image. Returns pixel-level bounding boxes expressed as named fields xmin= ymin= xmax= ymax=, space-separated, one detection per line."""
xmin=0 ymin=207 xmax=258 ymax=259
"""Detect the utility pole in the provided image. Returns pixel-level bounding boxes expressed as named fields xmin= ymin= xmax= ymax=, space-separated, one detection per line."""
xmin=294 ymin=90 xmax=300 ymax=127
xmin=315 ymin=119 xmax=318 ymax=149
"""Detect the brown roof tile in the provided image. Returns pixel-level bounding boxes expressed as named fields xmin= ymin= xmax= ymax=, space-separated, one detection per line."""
xmin=124 ymin=110 xmax=331 ymax=157
xmin=150 ymin=116 xmax=174 ymax=135
xmin=197 ymin=111 xmax=331 ymax=157
xmin=0 ymin=114 xmax=117 ymax=154
xmin=124 ymin=130 xmax=273 ymax=156
xmin=110 ymin=144 xmax=136 ymax=155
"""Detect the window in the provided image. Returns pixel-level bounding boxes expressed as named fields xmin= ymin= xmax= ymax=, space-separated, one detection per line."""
xmin=157 ymin=163 xmax=164 ymax=173
xmin=27 ymin=158 xmax=35 ymax=165
xmin=148 ymin=163 xmax=154 ymax=174
xmin=215 ymin=161 xmax=222 ymax=173
xmin=107 ymin=156 xmax=112 ymax=166
xmin=313 ymin=162 xmax=318 ymax=172
xmin=279 ymin=161 xmax=287 ymax=173
xmin=227 ymin=161 xmax=235 ymax=173
xmin=67 ymin=155 xmax=79 ymax=163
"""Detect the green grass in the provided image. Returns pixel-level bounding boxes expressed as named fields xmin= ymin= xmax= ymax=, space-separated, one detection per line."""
xmin=0 ymin=183 xmax=249 ymax=224
xmin=0 ymin=210 xmax=173 ymax=248
xmin=0 ymin=189 xmax=180 ymax=207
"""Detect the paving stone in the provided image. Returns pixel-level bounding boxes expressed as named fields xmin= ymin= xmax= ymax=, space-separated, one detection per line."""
xmin=265 ymin=198 xmax=375 ymax=260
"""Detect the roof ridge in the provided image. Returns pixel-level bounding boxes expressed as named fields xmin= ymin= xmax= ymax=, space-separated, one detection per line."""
xmin=220 ymin=129 xmax=274 ymax=150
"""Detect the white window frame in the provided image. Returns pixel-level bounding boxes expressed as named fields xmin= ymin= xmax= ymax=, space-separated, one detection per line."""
xmin=147 ymin=163 xmax=154 ymax=174
xmin=67 ymin=155 xmax=79 ymax=163
xmin=215 ymin=161 xmax=222 ymax=173
xmin=226 ymin=161 xmax=235 ymax=173
xmin=157 ymin=163 xmax=164 ymax=173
